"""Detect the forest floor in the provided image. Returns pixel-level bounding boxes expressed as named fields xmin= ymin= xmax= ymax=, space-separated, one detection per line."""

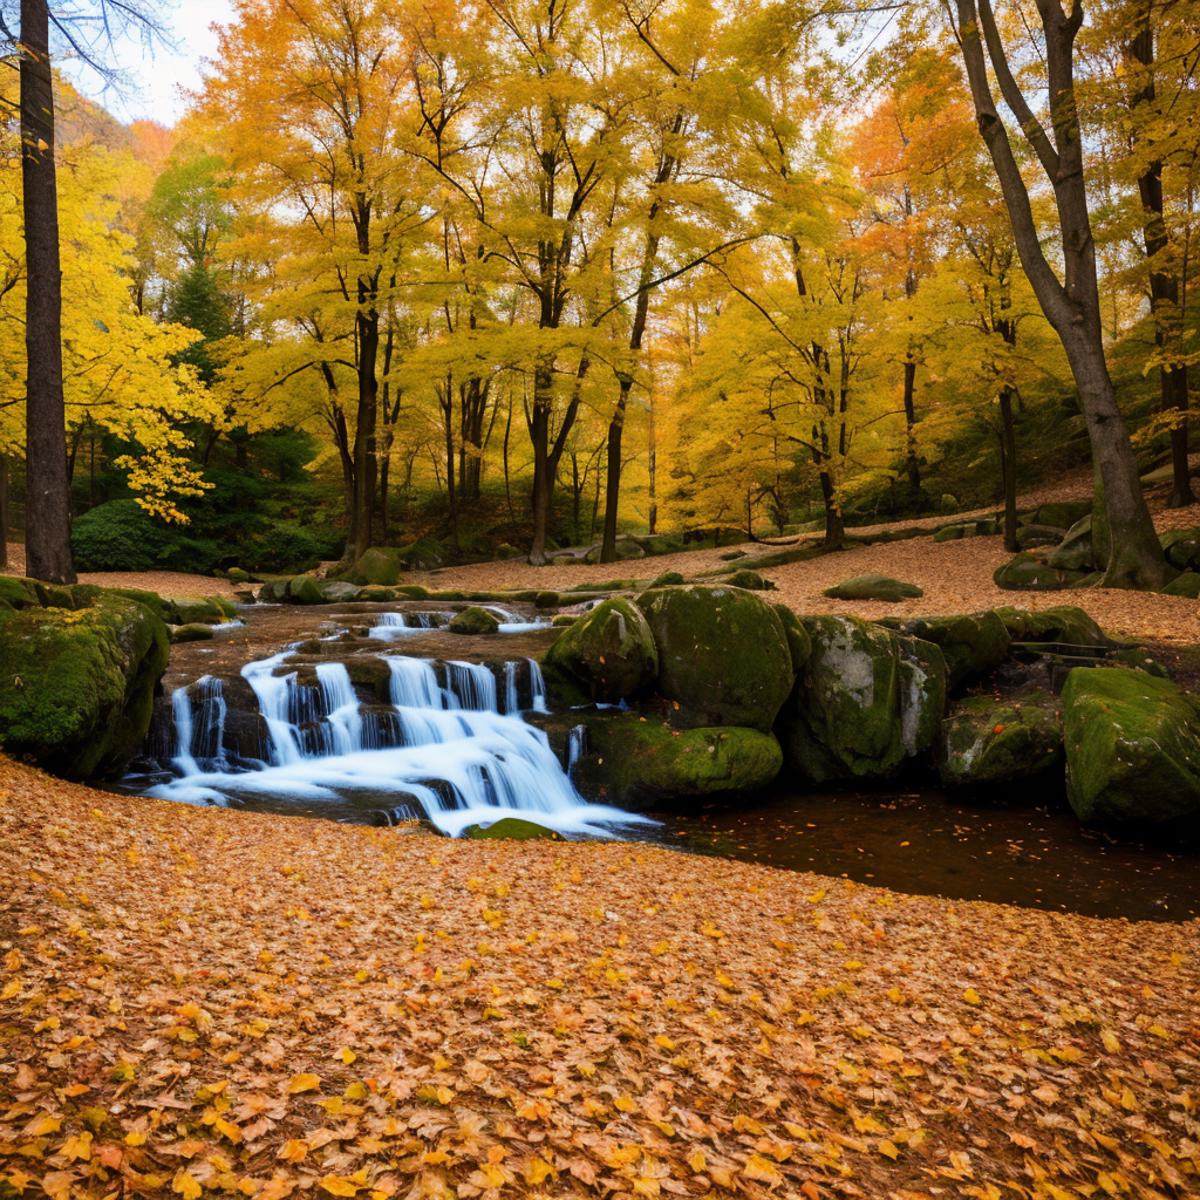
xmin=0 ymin=547 xmax=240 ymax=601
xmin=0 ymin=756 xmax=1197 ymax=1200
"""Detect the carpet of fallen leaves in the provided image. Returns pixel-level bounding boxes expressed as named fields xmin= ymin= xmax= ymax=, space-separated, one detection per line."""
xmin=1 ymin=758 xmax=1197 ymax=1200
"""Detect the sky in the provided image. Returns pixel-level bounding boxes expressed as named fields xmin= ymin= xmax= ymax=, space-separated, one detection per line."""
xmin=61 ymin=1 xmax=236 ymax=126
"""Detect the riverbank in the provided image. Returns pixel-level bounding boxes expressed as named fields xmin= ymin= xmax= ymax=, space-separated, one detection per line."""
xmin=1 ymin=756 xmax=1195 ymax=1199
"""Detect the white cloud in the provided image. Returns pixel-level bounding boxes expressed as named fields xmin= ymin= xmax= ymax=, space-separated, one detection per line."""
xmin=61 ymin=0 xmax=237 ymax=125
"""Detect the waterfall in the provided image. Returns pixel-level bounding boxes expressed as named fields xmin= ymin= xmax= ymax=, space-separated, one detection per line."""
xmin=170 ymin=676 xmax=228 ymax=776
xmin=528 ymin=658 xmax=550 ymax=713
xmin=150 ymin=651 xmax=651 ymax=839
xmin=370 ymin=611 xmax=440 ymax=639
xmin=567 ymin=724 xmax=588 ymax=775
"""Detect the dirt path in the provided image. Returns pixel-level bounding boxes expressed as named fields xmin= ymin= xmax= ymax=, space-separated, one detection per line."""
xmin=0 ymin=755 xmax=1195 ymax=1200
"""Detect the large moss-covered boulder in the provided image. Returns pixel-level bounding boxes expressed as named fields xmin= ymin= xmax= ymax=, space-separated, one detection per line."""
xmin=542 ymin=598 xmax=658 ymax=705
xmin=1062 ymin=667 xmax=1200 ymax=824
xmin=880 ymin=612 xmax=1010 ymax=693
xmin=285 ymin=575 xmax=324 ymax=605
xmin=449 ymin=606 xmax=500 ymax=635
xmin=724 ymin=569 xmax=774 ymax=591
xmin=170 ymin=623 xmax=216 ymax=644
xmin=994 ymin=553 xmax=1086 ymax=591
xmin=1160 ymin=528 xmax=1200 ymax=572
xmin=1016 ymin=524 xmax=1066 ymax=550
xmin=1034 ymin=500 xmax=1092 ymax=531
xmin=773 ymin=605 xmax=812 ymax=673
xmin=777 ymin=617 xmax=947 ymax=783
xmin=823 ymin=574 xmax=923 ymax=602
xmin=0 ymin=594 xmax=169 ymax=779
xmin=1162 ymin=572 xmax=1200 ymax=599
xmin=995 ymin=605 xmax=1109 ymax=650
xmin=354 ymin=547 xmax=403 ymax=587
xmin=1048 ymin=516 xmax=1097 ymax=572
xmin=940 ymin=693 xmax=1063 ymax=789
xmin=577 ymin=716 xmax=783 ymax=807
xmin=636 ymin=585 xmax=794 ymax=730
xmin=0 ymin=576 xmax=43 ymax=610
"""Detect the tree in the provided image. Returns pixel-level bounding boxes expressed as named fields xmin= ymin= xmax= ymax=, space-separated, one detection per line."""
xmin=945 ymin=0 xmax=1168 ymax=588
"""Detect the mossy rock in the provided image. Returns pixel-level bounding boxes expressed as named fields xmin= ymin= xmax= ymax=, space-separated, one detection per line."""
xmin=1162 ymin=572 xmax=1200 ymax=599
xmin=1034 ymin=500 xmax=1091 ymax=530
xmin=650 ymin=571 xmax=685 ymax=588
xmin=773 ymin=604 xmax=812 ymax=673
xmin=170 ymin=623 xmax=216 ymax=644
xmin=396 ymin=536 xmax=445 ymax=571
xmin=542 ymin=598 xmax=658 ymax=705
xmin=995 ymin=605 xmax=1108 ymax=650
xmin=1047 ymin=516 xmax=1096 ymax=572
xmin=880 ymin=612 xmax=1010 ymax=693
xmin=932 ymin=524 xmax=966 ymax=543
xmin=638 ymin=534 xmax=686 ymax=557
xmin=777 ymin=617 xmax=947 ymax=783
xmin=0 ymin=576 xmax=45 ymax=611
xmin=395 ymin=585 xmax=430 ymax=600
xmin=725 ymin=569 xmax=774 ymax=591
xmin=0 ymin=594 xmax=170 ymax=779
xmin=534 ymin=591 xmax=561 ymax=610
xmin=823 ymin=574 xmax=923 ymax=603
xmin=1160 ymin=528 xmax=1200 ymax=572
xmin=359 ymin=586 xmax=397 ymax=602
xmin=171 ymin=596 xmax=231 ymax=624
xmin=552 ymin=614 xmax=578 ymax=628
xmin=1016 ymin=524 xmax=1067 ymax=550
xmin=578 ymin=715 xmax=783 ymax=807
xmin=449 ymin=606 xmax=500 ymax=635
xmin=939 ymin=693 xmax=1063 ymax=789
xmin=1109 ymin=647 xmax=1170 ymax=678
xmin=280 ymin=576 xmax=322 ymax=606
xmin=636 ymin=585 xmax=794 ymax=731
xmin=1062 ymin=667 xmax=1200 ymax=824
xmin=464 ymin=817 xmax=564 ymax=841
xmin=102 ymin=586 xmax=173 ymax=622
xmin=993 ymin=553 xmax=1086 ymax=592
xmin=354 ymin=547 xmax=402 ymax=587
xmin=319 ymin=581 xmax=362 ymax=603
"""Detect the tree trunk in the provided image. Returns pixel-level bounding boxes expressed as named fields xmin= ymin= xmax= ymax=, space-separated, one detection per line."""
xmin=20 ymin=0 xmax=75 ymax=584
xmin=647 ymin=390 xmax=658 ymax=535
xmin=998 ymin=387 xmax=1019 ymax=552
xmin=0 ymin=453 xmax=9 ymax=571
xmin=902 ymin=358 xmax=922 ymax=508
xmin=1127 ymin=20 xmax=1193 ymax=508
xmin=601 ymin=378 xmax=633 ymax=562
xmin=351 ymin=307 xmax=380 ymax=563
xmin=528 ymin=360 xmax=554 ymax=565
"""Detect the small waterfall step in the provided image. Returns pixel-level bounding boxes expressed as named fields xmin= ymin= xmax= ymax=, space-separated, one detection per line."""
xmin=144 ymin=649 xmax=651 ymax=840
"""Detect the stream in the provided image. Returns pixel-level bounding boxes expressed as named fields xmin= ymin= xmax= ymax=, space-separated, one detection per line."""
xmin=121 ymin=600 xmax=1200 ymax=923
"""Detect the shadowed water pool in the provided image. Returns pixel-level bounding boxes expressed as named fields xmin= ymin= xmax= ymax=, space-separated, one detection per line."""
xmin=643 ymin=788 xmax=1200 ymax=922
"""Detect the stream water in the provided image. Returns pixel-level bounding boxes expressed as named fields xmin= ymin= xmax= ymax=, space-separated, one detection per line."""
xmin=124 ymin=601 xmax=1200 ymax=923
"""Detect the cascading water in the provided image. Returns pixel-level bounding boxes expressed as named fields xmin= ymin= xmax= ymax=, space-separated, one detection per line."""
xmin=370 ymin=612 xmax=440 ymax=640
xmin=149 ymin=649 xmax=651 ymax=839
xmin=171 ymin=676 xmax=228 ymax=775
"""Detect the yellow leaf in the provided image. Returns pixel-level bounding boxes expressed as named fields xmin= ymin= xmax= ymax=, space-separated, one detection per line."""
xmin=614 ymin=1094 xmax=638 ymax=1113
xmin=743 ymin=1154 xmax=782 ymax=1185
xmin=877 ymin=1139 xmax=900 ymax=1160
xmin=124 ymin=1131 xmax=147 ymax=1147
xmin=173 ymin=1170 xmax=202 ymax=1199
xmin=654 ymin=1034 xmax=676 ymax=1051
xmin=26 ymin=1114 xmax=62 ymax=1137
xmin=61 ymin=1131 xmax=93 ymax=1161
xmin=339 ymin=1048 xmax=357 ymax=1065
xmin=288 ymin=1073 xmax=320 ymax=1094
xmin=1100 ymin=1029 xmax=1121 ymax=1053
xmin=686 ymin=1149 xmax=707 ymax=1173
xmin=214 ymin=1118 xmax=242 ymax=1143
xmin=319 ymin=1177 xmax=360 ymax=1197
xmin=963 ymin=987 xmax=982 ymax=1006
xmin=525 ymin=1158 xmax=554 ymax=1185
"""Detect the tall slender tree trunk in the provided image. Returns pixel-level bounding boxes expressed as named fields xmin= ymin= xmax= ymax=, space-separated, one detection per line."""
xmin=20 ymin=0 xmax=75 ymax=584
xmin=902 ymin=358 xmax=922 ymax=507
xmin=0 ymin=453 xmax=9 ymax=571
xmin=998 ymin=387 xmax=1019 ymax=552
xmin=351 ymin=306 xmax=379 ymax=564
xmin=647 ymin=390 xmax=658 ymax=535
xmin=528 ymin=360 xmax=555 ymax=565
xmin=1128 ymin=19 xmax=1193 ymax=508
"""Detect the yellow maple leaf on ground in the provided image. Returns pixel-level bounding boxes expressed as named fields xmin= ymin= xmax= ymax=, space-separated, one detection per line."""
xmin=288 ymin=1073 xmax=320 ymax=1094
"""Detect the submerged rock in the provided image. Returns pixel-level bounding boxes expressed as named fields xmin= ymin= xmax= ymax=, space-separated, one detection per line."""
xmin=578 ymin=715 xmax=783 ymax=806
xmin=777 ymin=616 xmax=947 ymax=783
xmin=1063 ymin=667 xmax=1200 ymax=824
xmin=449 ymin=607 xmax=500 ymax=635
xmin=939 ymin=693 xmax=1063 ymax=789
xmin=636 ymin=585 xmax=794 ymax=730
xmin=542 ymin=598 xmax=658 ymax=705
xmin=823 ymin=574 xmax=924 ymax=602
xmin=0 ymin=593 xmax=169 ymax=779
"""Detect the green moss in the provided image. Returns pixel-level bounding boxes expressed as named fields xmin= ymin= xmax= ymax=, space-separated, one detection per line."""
xmin=578 ymin=715 xmax=783 ymax=807
xmin=881 ymin=612 xmax=1010 ymax=692
xmin=649 ymin=571 xmax=685 ymax=589
xmin=1161 ymin=528 xmax=1200 ymax=571
xmin=773 ymin=604 xmax=812 ymax=672
xmin=449 ymin=606 xmax=500 ymax=635
xmin=535 ymin=591 xmax=561 ymax=609
xmin=724 ymin=569 xmax=773 ymax=591
xmin=778 ymin=617 xmax=946 ymax=783
xmin=0 ymin=576 xmax=41 ymax=610
xmin=1162 ymin=572 xmax=1200 ymax=598
xmin=995 ymin=605 xmax=1108 ymax=649
xmin=354 ymin=547 xmax=402 ymax=587
xmin=285 ymin=576 xmax=324 ymax=606
xmin=993 ymin=553 xmax=1086 ymax=592
xmin=542 ymin=598 xmax=658 ymax=705
xmin=0 ymin=594 xmax=169 ymax=779
xmin=1048 ymin=516 xmax=1096 ymax=572
xmin=170 ymin=623 xmax=215 ymax=644
xmin=636 ymin=585 xmax=794 ymax=731
xmin=1035 ymin=500 xmax=1092 ymax=530
xmin=395 ymin=585 xmax=430 ymax=599
xmin=464 ymin=817 xmax=564 ymax=841
xmin=823 ymin=574 xmax=924 ymax=602
xmin=939 ymin=693 xmax=1063 ymax=788
xmin=1063 ymin=667 xmax=1200 ymax=824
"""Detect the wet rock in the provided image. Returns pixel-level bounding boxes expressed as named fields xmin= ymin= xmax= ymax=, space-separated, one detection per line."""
xmin=823 ymin=574 xmax=924 ymax=602
xmin=170 ymin=623 xmax=216 ymax=644
xmin=1063 ymin=667 xmax=1200 ymax=824
xmin=777 ymin=616 xmax=947 ymax=783
xmin=449 ymin=607 xmax=500 ymax=635
xmin=577 ymin=715 xmax=783 ymax=807
xmin=463 ymin=817 xmax=564 ymax=840
xmin=542 ymin=598 xmax=658 ymax=705
xmin=939 ymin=693 xmax=1063 ymax=788
xmin=0 ymin=593 xmax=170 ymax=779
xmin=636 ymin=584 xmax=794 ymax=731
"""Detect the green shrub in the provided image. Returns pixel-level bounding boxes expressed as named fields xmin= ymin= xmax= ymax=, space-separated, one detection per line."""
xmin=71 ymin=501 xmax=221 ymax=574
